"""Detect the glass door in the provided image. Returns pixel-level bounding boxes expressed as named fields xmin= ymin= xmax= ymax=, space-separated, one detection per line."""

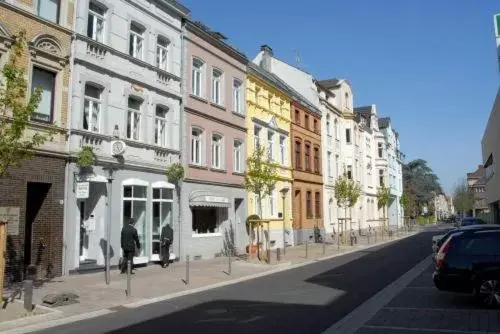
xmin=151 ymin=188 xmax=173 ymax=261
xmin=123 ymin=185 xmax=147 ymax=258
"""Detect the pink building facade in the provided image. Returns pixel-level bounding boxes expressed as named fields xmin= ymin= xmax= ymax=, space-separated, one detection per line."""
xmin=181 ymin=20 xmax=248 ymax=258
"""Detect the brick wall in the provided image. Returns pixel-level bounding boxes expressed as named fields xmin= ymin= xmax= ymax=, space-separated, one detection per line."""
xmin=2 ymin=155 xmax=66 ymax=283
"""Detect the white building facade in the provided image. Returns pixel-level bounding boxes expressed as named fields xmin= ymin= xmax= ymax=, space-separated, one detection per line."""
xmin=64 ymin=0 xmax=190 ymax=273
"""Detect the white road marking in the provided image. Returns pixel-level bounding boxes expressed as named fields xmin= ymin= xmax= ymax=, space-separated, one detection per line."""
xmin=362 ymin=325 xmax=500 ymax=334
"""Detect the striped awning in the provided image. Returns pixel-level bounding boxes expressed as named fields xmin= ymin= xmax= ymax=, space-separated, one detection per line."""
xmin=189 ymin=190 xmax=231 ymax=208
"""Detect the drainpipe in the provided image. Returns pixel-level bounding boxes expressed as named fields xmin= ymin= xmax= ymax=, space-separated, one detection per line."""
xmin=177 ymin=18 xmax=187 ymax=260
xmin=62 ymin=2 xmax=79 ymax=276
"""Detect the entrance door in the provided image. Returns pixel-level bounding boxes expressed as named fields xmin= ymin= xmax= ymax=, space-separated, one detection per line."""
xmin=24 ymin=182 xmax=51 ymax=269
xmin=79 ymin=201 xmax=88 ymax=261
xmin=151 ymin=188 xmax=173 ymax=261
xmin=294 ymin=190 xmax=302 ymax=243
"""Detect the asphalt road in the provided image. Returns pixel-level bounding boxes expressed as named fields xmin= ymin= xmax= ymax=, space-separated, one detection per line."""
xmin=38 ymin=230 xmax=437 ymax=334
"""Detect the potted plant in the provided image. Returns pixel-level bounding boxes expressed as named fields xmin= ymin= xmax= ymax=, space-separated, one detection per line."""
xmin=76 ymin=146 xmax=96 ymax=175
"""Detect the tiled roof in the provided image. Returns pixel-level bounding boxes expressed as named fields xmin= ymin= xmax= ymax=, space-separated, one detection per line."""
xmin=378 ymin=117 xmax=391 ymax=129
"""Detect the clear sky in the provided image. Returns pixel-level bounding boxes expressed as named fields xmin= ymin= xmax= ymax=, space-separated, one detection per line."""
xmin=180 ymin=0 xmax=500 ymax=194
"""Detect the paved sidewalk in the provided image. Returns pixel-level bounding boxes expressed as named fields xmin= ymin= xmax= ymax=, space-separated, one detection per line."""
xmin=0 ymin=228 xmax=420 ymax=332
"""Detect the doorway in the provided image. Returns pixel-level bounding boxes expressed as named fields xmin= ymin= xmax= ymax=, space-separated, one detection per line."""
xmin=24 ymin=182 xmax=51 ymax=269
xmin=294 ymin=189 xmax=302 ymax=243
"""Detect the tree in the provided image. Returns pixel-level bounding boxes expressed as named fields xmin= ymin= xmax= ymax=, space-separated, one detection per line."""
xmin=347 ymin=180 xmax=362 ymax=231
xmin=402 ymin=159 xmax=442 ymax=215
xmin=334 ymin=176 xmax=361 ymax=235
xmin=377 ymin=186 xmax=391 ymax=229
xmin=166 ymin=162 xmax=185 ymax=257
xmin=0 ymin=31 xmax=52 ymax=176
xmin=244 ymin=145 xmax=280 ymax=218
xmin=452 ymin=178 xmax=473 ymax=216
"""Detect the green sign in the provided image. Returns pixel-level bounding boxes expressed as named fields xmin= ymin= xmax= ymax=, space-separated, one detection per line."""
xmin=496 ymin=14 xmax=500 ymax=37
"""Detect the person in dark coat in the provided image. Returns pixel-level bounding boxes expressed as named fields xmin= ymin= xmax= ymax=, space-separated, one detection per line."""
xmin=121 ymin=218 xmax=141 ymax=274
xmin=160 ymin=224 xmax=173 ymax=268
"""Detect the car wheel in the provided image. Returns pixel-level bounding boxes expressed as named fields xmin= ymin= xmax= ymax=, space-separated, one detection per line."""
xmin=475 ymin=278 xmax=500 ymax=308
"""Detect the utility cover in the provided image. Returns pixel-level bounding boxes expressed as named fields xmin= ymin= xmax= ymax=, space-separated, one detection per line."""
xmin=42 ymin=293 xmax=79 ymax=307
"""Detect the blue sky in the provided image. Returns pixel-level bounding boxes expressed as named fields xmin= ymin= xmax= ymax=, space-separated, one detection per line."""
xmin=180 ymin=0 xmax=499 ymax=194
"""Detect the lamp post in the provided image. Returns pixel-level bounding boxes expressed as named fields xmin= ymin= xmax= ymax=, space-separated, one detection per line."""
xmin=280 ymin=187 xmax=289 ymax=255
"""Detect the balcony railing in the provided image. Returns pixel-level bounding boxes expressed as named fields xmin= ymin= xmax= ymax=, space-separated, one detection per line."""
xmin=86 ymin=39 xmax=107 ymax=60
xmin=80 ymin=132 xmax=104 ymax=152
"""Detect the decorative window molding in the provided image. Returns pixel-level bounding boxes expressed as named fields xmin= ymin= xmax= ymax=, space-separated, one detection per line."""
xmin=29 ymin=34 xmax=68 ymax=68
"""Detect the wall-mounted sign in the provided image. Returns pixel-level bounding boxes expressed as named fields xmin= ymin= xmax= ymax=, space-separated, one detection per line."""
xmin=76 ymin=182 xmax=90 ymax=199
xmin=0 ymin=207 xmax=20 ymax=235
xmin=84 ymin=216 xmax=96 ymax=231
xmin=205 ymin=196 xmax=229 ymax=203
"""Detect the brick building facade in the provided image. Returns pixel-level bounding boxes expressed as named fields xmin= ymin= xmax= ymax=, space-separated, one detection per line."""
xmin=0 ymin=1 xmax=73 ymax=281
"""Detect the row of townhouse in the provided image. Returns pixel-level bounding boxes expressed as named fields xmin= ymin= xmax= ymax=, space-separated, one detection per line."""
xmin=0 ymin=0 xmax=403 ymax=280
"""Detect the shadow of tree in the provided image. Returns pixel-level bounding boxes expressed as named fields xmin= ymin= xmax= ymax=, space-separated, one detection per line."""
xmin=222 ymin=224 xmax=236 ymax=256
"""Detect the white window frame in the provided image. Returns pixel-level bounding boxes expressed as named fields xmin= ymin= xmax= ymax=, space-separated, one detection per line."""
xmin=127 ymin=97 xmax=142 ymax=140
xmin=191 ymin=58 xmax=204 ymax=97
xmin=327 ymin=151 xmax=332 ymax=177
xmin=129 ymin=22 xmax=144 ymax=60
xmin=233 ymin=79 xmax=242 ymax=113
xmin=334 ymin=119 xmax=339 ymax=139
xmin=254 ymin=125 xmax=261 ymax=150
xmin=151 ymin=186 xmax=174 ymax=261
xmin=156 ymin=36 xmax=169 ymax=71
xmin=122 ymin=183 xmax=148 ymax=258
xmin=154 ymin=105 xmax=168 ymax=147
xmin=87 ymin=1 xmax=105 ymax=43
xmin=234 ymin=140 xmax=243 ymax=173
xmin=83 ymin=83 xmax=102 ymax=133
xmin=191 ymin=128 xmax=203 ymax=165
xmin=267 ymin=130 xmax=274 ymax=161
xmin=37 ymin=0 xmax=60 ymax=23
xmin=31 ymin=67 xmax=56 ymax=123
xmin=211 ymin=134 xmax=223 ymax=169
xmin=211 ymin=68 xmax=223 ymax=105
xmin=279 ymin=135 xmax=286 ymax=165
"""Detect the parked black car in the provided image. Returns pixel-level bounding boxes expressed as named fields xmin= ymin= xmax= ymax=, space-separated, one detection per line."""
xmin=433 ymin=228 xmax=500 ymax=308
xmin=432 ymin=224 xmax=500 ymax=254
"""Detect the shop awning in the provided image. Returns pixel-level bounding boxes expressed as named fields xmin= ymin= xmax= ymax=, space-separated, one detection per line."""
xmin=78 ymin=173 xmax=108 ymax=183
xmin=189 ymin=190 xmax=231 ymax=208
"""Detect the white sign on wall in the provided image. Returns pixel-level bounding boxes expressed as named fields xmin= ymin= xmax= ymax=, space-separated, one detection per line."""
xmin=84 ymin=216 xmax=96 ymax=231
xmin=205 ymin=196 xmax=229 ymax=203
xmin=76 ymin=182 xmax=90 ymax=199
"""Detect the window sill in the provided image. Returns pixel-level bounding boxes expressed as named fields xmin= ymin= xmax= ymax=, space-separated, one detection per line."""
xmin=192 ymin=233 xmax=222 ymax=238
xmin=232 ymin=171 xmax=245 ymax=176
xmin=210 ymin=167 xmax=226 ymax=174
xmin=189 ymin=163 xmax=208 ymax=170
xmin=210 ymin=102 xmax=226 ymax=111
xmin=190 ymin=94 xmax=208 ymax=103
xmin=232 ymin=111 xmax=245 ymax=118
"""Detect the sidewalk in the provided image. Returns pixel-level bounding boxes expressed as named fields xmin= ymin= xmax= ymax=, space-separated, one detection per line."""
xmin=0 ymin=228 xmax=420 ymax=332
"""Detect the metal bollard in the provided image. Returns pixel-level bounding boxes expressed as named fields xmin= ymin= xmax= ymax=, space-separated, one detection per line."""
xmin=305 ymin=240 xmax=309 ymax=258
xmin=267 ymin=248 xmax=271 ymax=264
xmin=185 ymin=255 xmax=190 ymax=285
xmin=126 ymin=260 xmax=131 ymax=297
xmin=322 ymin=241 xmax=326 ymax=255
xmin=277 ymin=248 xmax=281 ymax=262
xmin=23 ymin=280 xmax=33 ymax=313
xmin=228 ymin=251 xmax=232 ymax=275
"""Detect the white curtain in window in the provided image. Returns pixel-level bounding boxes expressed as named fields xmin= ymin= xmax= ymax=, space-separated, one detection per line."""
xmin=32 ymin=68 xmax=54 ymax=122
xmin=38 ymin=0 xmax=59 ymax=23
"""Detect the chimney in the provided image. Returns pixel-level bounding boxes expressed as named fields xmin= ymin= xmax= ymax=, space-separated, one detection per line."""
xmin=259 ymin=44 xmax=273 ymax=72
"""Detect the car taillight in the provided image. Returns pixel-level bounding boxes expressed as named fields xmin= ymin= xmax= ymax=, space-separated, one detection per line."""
xmin=436 ymin=238 xmax=451 ymax=269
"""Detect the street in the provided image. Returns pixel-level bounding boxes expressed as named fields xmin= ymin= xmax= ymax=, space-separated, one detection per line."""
xmin=36 ymin=230 xmax=437 ymax=334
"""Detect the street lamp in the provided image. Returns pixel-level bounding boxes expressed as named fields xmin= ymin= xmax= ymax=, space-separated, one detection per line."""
xmin=280 ymin=187 xmax=289 ymax=255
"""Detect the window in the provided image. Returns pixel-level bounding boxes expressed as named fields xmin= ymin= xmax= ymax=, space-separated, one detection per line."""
xmin=295 ymin=141 xmax=301 ymax=169
xmin=295 ymin=109 xmax=300 ymax=124
xmin=313 ymin=119 xmax=318 ymax=133
xmin=123 ymin=185 xmax=147 ymax=257
xmin=345 ymin=92 xmax=349 ymax=109
xmin=192 ymin=207 xmax=223 ymax=235
xmin=211 ymin=69 xmax=223 ymax=105
xmin=152 ymin=188 xmax=173 ymax=258
xmin=191 ymin=128 xmax=202 ymax=165
xmin=327 ymin=152 xmax=332 ymax=177
xmin=379 ymin=169 xmax=384 ymax=186
xmin=314 ymin=147 xmax=320 ymax=173
xmin=304 ymin=114 xmax=309 ymax=129
xmin=127 ymin=97 xmax=141 ymax=140
xmin=31 ymin=67 xmax=55 ymax=123
xmin=334 ymin=119 xmax=339 ymax=139
xmin=38 ymin=0 xmax=59 ymax=23
xmin=306 ymin=191 xmax=312 ymax=218
xmin=269 ymin=191 xmax=276 ymax=217
xmin=305 ymin=143 xmax=311 ymax=171
xmin=346 ymin=128 xmax=351 ymax=144
xmin=154 ymin=106 xmax=168 ymax=147
xmin=335 ymin=155 xmax=339 ymax=177
xmin=315 ymin=192 xmax=321 ymax=218
xmin=191 ymin=58 xmax=204 ymax=97
xmin=347 ymin=165 xmax=352 ymax=180
xmin=233 ymin=79 xmax=242 ymax=113
xmin=378 ymin=142 xmax=383 ymax=158
xmin=267 ymin=131 xmax=274 ymax=161
xmin=253 ymin=125 xmax=261 ymax=150
xmin=326 ymin=115 xmax=331 ymax=136
xmin=211 ymin=134 xmax=223 ymax=169
xmin=87 ymin=1 xmax=105 ymax=42
xmin=83 ymin=84 xmax=102 ymax=132
xmin=279 ymin=135 xmax=286 ymax=165
xmin=156 ymin=36 xmax=169 ymax=71
xmin=129 ymin=22 xmax=144 ymax=59
xmin=234 ymin=140 xmax=242 ymax=173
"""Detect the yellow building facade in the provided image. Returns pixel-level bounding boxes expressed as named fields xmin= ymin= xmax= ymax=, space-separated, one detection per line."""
xmin=246 ymin=63 xmax=294 ymax=249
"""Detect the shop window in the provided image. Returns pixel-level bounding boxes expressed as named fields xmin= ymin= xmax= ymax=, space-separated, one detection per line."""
xmin=152 ymin=188 xmax=173 ymax=258
xmin=123 ymin=185 xmax=147 ymax=257
xmin=192 ymin=207 xmax=227 ymax=235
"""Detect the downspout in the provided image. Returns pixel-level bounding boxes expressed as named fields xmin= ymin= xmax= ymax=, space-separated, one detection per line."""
xmin=177 ymin=18 xmax=186 ymax=260
xmin=62 ymin=1 xmax=78 ymax=276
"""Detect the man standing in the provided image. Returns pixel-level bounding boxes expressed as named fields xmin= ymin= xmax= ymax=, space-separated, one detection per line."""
xmin=121 ymin=218 xmax=140 ymax=274
xmin=160 ymin=224 xmax=173 ymax=268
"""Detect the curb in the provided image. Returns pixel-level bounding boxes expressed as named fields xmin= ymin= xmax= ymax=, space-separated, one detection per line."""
xmin=3 ymin=231 xmax=420 ymax=333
